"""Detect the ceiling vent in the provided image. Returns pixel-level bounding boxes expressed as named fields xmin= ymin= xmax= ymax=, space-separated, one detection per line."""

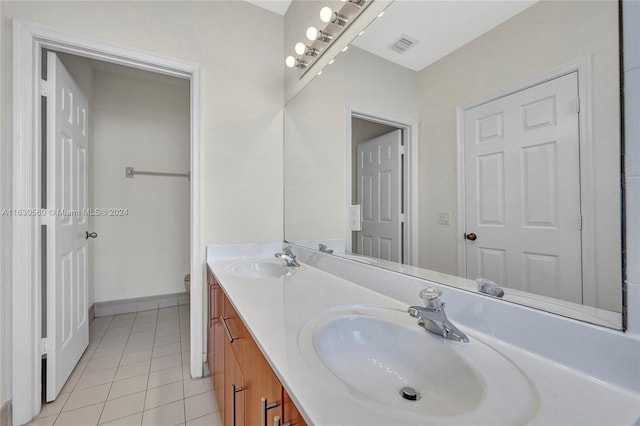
xmin=389 ymin=35 xmax=419 ymax=54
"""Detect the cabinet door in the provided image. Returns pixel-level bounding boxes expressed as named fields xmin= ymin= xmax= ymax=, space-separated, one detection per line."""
xmin=244 ymin=338 xmax=283 ymax=426
xmin=224 ymin=336 xmax=245 ymax=426
xmin=206 ymin=271 xmax=215 ymax=388
xmin=213 ymin=283 xmax=225 ymax=421
xmin=283 ymin=389 xmax=307 ymax=426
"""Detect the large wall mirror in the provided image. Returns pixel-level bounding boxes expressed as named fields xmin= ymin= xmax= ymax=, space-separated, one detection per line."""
xmin=284 ymin=0 xmax=624 ymax=329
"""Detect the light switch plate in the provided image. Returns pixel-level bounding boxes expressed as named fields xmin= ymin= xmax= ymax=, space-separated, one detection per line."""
xmin=438 ymin=211 xmax=451 ymax=225
xmin=350 ymin=205 xmax=362 ymax=231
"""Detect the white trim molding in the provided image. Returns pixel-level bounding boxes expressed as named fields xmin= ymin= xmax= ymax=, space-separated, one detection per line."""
xmin=345 ymin=104 xmax=419 ymax=267
xmin=456 ymin=55 xmax=599 ymax=310
xmin=11 ymin=19 xmax=204 ymax=425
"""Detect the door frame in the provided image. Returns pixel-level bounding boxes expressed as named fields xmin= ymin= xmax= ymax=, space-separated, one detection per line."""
xmin=456 ymin=55 xmax=595 ymax=304
xmin=346 ymin=105 xmax=419 ymax=266
xmin=11 ymin=19 xmax=204 ymax=424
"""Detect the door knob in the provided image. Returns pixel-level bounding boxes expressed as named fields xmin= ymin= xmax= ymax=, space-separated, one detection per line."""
xmin=465 ymin=232 xmax=477 ymax=241
xmin=85 ymin=231 xmax=98 ymax=239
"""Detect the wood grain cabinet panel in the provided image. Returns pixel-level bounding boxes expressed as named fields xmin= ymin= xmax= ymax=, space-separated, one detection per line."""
xmin=207 ymin=266 xmax=306 ymax=426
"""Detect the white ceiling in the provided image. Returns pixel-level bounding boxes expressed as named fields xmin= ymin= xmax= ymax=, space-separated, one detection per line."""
xmin=352 ymin=0 xmax=538 ymax=72
xmin=244 ymin=0 xmax=292 ymax=16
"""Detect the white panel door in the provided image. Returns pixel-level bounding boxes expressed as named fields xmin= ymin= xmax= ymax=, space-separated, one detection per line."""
xmin=464 ymin=72 xmax=582 ymax=303
xmin=356 ymin=130 xmax=402 ymax=262
xmin=46 ymin=51 xmax=90 ymax=401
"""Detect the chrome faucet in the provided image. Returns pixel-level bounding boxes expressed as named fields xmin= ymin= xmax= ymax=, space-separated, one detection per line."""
xmin=275 ymin=248 xmax=300 ymax=267
xmin=318 ymin=243 xmax=334 ymax=254
xmin=408 ymin=287 xmax=469 ymax=343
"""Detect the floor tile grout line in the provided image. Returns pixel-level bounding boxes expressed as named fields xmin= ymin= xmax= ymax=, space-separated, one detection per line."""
xmin=185 ymin=404 xmax=222 ymax=425
xmin=36 ymin=308 xmax=198 ymax=426
xmin=95 ymin=312 xmax=141 ymax=426
xmin=46 ymin=314 xmax=115 ymax=425
xmin=97 ymin=310 xmax=155 ymax=425
xmin=98 ymin=308 xmax=159 ymax=425
xmin=141 ymin=307 xmax=161 ymax=424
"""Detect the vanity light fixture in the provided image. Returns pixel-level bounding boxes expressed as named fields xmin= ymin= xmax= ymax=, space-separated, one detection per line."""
xmin=306 ymin=26 xmax=318 ymax=41
xmin=307 ymin=27 xmax=333 ymax=44
xmin=285 ymin=56 xmax=309 ymax=69
xmin=285 ymin=0 xmax=371 ymax=78
xmin=319 ymin=6 xmax=334 ymax=23
xmin=320 ymin=7 xmax=349 ymax=26
xmin=295 ymin=42 xmax=320 ymax=57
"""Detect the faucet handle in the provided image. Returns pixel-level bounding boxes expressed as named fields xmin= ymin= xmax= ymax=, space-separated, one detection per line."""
xmin=419 ymin=287 xmax=442 ymax=309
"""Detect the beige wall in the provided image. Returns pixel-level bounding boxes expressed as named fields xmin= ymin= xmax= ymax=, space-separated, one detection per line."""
xmin=417 ymin=0 xmax=621 ymax=311
xmin=1 ymin=0 xmax=284 ymax=246
xmin=91 ymin=69 xmax=190 ymax=303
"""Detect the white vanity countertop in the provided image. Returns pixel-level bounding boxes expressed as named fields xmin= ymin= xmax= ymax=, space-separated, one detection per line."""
xmin=206 ymin=244 xmax=640 ymax=425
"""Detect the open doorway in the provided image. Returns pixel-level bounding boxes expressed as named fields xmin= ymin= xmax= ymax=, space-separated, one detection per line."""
xmin=347 ymin=109 xmax=419 ymax=266
xmin=40 ymin=49 xmax=191 ymax=403
xmin=12 ymin=21 xmax=203 ymax=424
xmin=351 ymin=119 xmax=403 ymax=262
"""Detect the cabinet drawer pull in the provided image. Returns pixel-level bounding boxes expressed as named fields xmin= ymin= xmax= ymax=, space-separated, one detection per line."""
xmin=221 ymin=315 xmax=239 ymax=343
xmin=273 ymin=416 xmax=291 ymax=426
xmin=261 ymin=397 xmax=279 ymax=426
xmin=232 ymin=384 xmax=245 ymax=426
xmin=208 ymin=285 xmax=213 ymax=327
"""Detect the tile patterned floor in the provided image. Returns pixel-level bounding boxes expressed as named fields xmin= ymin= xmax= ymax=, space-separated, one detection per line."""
xmin=29 ymin=305 xmax=222 ymax=426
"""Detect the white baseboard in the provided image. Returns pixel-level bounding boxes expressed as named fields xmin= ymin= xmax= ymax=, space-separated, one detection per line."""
xmin=94 ymin=292 xmax=189 ymax=317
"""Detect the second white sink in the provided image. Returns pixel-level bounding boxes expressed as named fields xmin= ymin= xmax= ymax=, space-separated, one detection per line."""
xmin=227 ymin=260 xmax=293 ymax=279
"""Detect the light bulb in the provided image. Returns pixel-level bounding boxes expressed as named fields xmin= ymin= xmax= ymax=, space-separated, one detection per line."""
xmin=320 ymin=6 xmax=334 ymax=23
xmin=306 ymin=26 xmax=318 ymax=41
xmin=342 ymin=45 xmax=349 ymax=52
xmin=295 ymin=42 xmax=306 ymax=55
xmin=285 ymin=56 xmax=296 ymax=68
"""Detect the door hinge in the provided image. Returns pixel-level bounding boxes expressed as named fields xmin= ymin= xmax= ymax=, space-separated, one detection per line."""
xmin=578 ymin=214 xmax=583 ymax=230
xmin=575 ymin=97 xmax=580 ymax=114
xmin=40 ymin=79 xmax=50 ymax=96
xmin=41 ymin=337 xmax=52 ymax=356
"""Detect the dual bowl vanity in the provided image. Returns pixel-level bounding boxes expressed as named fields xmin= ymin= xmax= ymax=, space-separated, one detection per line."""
xmin=205 ymin=243 xmax=640 ymax=426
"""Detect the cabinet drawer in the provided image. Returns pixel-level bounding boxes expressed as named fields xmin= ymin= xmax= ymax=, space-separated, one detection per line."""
xmin=224 ymin=333 xmax=245 ymax=426
xmin=221 ymin=296 xmax=250 ymax=362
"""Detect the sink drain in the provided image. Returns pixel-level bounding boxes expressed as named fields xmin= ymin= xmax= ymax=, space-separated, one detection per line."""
xmin=400 ymin=386 xmax=420 ymax=401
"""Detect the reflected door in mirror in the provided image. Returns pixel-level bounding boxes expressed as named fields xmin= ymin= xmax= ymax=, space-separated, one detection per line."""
xmin=463 ymin=72 xmax=582 ymax=304
xmin=356 ymin=130 xmax=403 ymax=262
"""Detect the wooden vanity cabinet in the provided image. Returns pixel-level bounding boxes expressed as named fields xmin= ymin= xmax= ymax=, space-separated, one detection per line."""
xmin=207 ymin=267 xmax=306 ymax=426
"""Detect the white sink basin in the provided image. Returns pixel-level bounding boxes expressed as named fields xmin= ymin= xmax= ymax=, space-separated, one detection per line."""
xmin=227 ymin=260 xmax=293 ymax=279
xmin=298 ymin=306 xmax=539 ymax=425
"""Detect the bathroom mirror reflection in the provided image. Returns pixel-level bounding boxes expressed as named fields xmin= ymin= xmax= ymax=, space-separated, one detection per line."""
xmin=283 ymin=0 xmax=624 ymax=329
